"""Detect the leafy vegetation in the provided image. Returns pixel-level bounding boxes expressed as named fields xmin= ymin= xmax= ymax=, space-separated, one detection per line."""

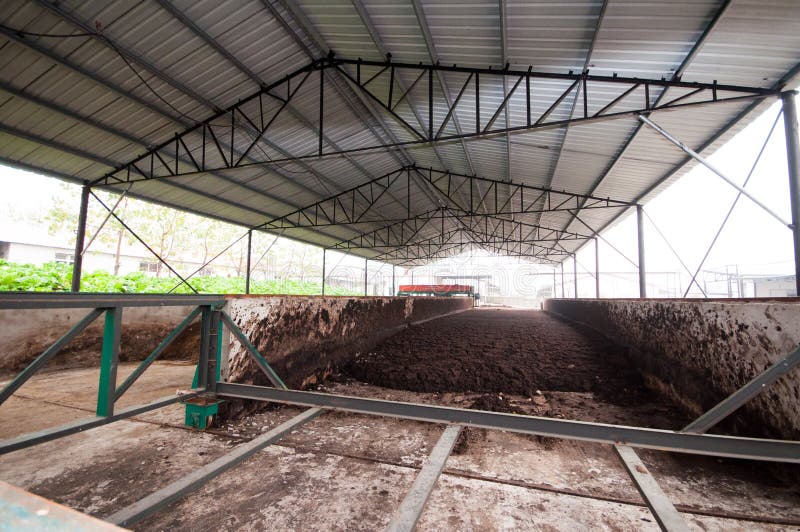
xmin=0 ymin=260 xmax=357 ymax=296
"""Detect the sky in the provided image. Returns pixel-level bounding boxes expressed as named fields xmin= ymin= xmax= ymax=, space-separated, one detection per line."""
xmin=0 ymin=96 xmax=796 ymax=298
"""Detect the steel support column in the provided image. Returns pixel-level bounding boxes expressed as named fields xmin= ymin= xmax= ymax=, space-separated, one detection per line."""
xmin=595 ymin=237 xmax=600 ymax=298
xmin=637 ymin=205 xmax=646 ymax=298
xmin=782 ymin=91 xmax=800 ymax=296
xmin=572 ymin=254 xmax=578 ymax=298
xmin=97 ymin=307 xmax=121 ymax=417
xmin=552 ymin=267 xmax=557 ymax=299
xmin=71 ymin=186 xmax=90 ymax=292
xmin=321 ymin=249 xmax=327 ymax=296
xmin=364 ymin=258 xmax=368 ymax=296
xmin=245 ymin=230 xmax=252 ymax=295
xmin=560 ymin=262 xmax=565 ymax=298
xmin=392 ymin=264 xmax=396 ymax=296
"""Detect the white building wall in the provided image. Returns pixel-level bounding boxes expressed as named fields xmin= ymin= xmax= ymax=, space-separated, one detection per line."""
xmin=1 ymin=241 xmax=236 ymax=277
xmin=3 ymin=242 xmax=154 ymax=275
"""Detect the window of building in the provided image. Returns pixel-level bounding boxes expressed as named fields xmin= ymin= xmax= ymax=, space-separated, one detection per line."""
xmin=55 ymin=252 xmax=74 ymax=265
xmin=139 ymin=261 xmax=159 ymax=273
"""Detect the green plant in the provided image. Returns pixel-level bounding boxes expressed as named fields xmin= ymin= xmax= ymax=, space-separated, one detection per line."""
xmin=0 ymin=260 xmax=359 ymax=296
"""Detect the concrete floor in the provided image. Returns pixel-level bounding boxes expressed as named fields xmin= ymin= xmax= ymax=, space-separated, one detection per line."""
xmin=1 ymin=362 xmax=799 ymax=530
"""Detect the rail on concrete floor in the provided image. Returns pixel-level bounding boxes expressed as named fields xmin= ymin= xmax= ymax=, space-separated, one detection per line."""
xmin=2 ymin=293 xmax=800 ymax=531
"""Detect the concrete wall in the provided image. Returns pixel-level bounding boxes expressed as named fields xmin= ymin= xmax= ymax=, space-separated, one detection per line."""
xmin=224 ymin=296 xmax=473 ymax=390
xmin=0 ymin=305 xmax=197 ymax=374
xmin=543 ymin=298 xmax=800 ymax=439
xmin=1 ymin=295 xmax=470 ymax=385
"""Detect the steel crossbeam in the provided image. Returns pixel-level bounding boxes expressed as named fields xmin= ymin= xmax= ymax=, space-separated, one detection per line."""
xmin=215 ymin=383 xmax=800 ymax=464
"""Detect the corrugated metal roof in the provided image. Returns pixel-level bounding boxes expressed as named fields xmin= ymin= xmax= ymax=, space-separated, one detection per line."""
xmin=0 ymin=0 xmax=798 ymax=265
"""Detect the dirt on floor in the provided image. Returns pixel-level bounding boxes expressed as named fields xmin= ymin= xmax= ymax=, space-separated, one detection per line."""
xmin=3 ymin=320 xmax=800 ymax=529
xmin=344 ymin=307 xmax=682 ymax=420
xmin=338 ymin=308 xmax=800 ymax=484
xmin=0 ymin=322 xmax=201 ymax=378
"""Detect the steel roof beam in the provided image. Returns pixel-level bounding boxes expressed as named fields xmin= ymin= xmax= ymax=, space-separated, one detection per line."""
xmin=542 ymin=0 xmax=608 ymax=229
xmin=253 ymin=165 xmax=632 ymax=233
xmin=92 ymin=62 xmax=772 ymax=185
xmin=346 ymin=0 xmax=461 ymax=175
xmin=332 ymin=58 xmax=774 ymax=95
xmin=152 ymin=0 xmax=264 ymax=88
xmin=346 ymin=0 xmax=476 ymax=214
xmin=566 ymin=60 xmax=800 ymax=262
xmin=0 ymin=156 xmax=347 ymax=255
xmin=499 ymin=0 xmax=512 ymax=183
xmin=0 ymin=26 xmax=184 ymax=127
xmin=33 ymin=0 xmax=218 ymax=111
xmin=331 ymin=214 xmax=592 ymax=251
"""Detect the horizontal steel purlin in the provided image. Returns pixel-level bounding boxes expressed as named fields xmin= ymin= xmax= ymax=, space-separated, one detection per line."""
xmin=215 ymin=383 xmax=800 ymax=463
xmin=0 ymin=293 xmax=226 ymax=310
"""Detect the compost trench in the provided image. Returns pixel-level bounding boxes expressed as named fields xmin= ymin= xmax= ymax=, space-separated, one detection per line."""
xmin=344 ymin=307 xmax=653 ymax=406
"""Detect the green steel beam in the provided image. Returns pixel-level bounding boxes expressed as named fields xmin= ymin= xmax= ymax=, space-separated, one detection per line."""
xmin=96 ymin=308 xmax=122 ymax=417
xmin=0 ymin=293 xmax=225 ymax=309
xmin=0 ymin=393 xmax=197 ymax=455
xmin=114 ymin=306 xmax=203 ymax=401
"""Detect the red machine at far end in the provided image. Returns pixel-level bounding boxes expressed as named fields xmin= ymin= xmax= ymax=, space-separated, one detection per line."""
xmin=396 ymin=284 xmax=474 ymax=296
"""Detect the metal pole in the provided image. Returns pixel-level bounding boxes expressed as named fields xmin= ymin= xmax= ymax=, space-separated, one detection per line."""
xmin=595 ymin=237 xmax=600 ymax=298
xmin=637 ymin=205 xmax=646 ymax=298
xmin=552 ymin=267 xmax=557 ymax=299
xmin=560 ymin=262 xmax=564 ymax=298
xmin=782 ymin=90 xmax=800 ymax=296
xmin=97 ymin=307 xmax=121 ymax=417
xmin=321 ymin=249 xmax=326 ymax=296
xmin=71 ymin=185 xmax=90 ymax=292
xmin=572 ymin=254 xmax=577 ymax=298
xmin=245 ymin=230 xmax=252 ymax=295
xmin=364 ymin=258 xmax=368 ymax=296
xmin=392 ymin=264 xmax=396 ymax=296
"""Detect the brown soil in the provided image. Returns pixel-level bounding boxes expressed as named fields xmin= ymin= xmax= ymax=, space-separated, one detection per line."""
xmin=0 ymin=322 xmax=200 ymax=378
xmin=345 ymin=308 xmax=660 ymax=408
xmin=340 ymin=308 xmax=696 ymax=455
